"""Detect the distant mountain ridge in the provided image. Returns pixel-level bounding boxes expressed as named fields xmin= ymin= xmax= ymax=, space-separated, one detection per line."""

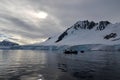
xmin=0 ymin=40 xmax=19 ymax=49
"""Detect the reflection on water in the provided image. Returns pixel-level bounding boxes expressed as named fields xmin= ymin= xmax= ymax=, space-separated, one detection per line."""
xmin=0 ymin=50 xmax=120 ymax=80
xmin=0 ymin=50 xmax=47 ymax=80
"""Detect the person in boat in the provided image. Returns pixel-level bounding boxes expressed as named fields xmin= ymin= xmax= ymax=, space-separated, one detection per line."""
xmin=64 ymin=49 xmax=78 ymax=54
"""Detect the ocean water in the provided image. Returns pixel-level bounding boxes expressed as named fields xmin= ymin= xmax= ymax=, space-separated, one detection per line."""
xmin=0 ymin=50 xmax=120 ymax=80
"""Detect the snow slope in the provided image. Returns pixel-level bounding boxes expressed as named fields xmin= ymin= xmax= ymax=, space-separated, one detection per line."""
xmin=40 ymin=20 xmax=120 ymax=46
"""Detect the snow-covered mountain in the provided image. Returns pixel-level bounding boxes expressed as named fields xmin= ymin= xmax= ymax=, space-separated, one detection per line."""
xmin=40 ymin=20 xmax=120 ymax=46
xmin=0 ymin=40 xmax=19 ymax=49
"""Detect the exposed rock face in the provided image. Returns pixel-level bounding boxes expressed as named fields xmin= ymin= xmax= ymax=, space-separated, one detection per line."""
xmin=73 ymin=20 xmax=97 ymax=30
xmin=96 ymin=21 xmax=111 ymax=31
xmin=104 ymin=33 xmax=117 ymax=40
xmin=56 ymin=31 xmax=68 ymax=42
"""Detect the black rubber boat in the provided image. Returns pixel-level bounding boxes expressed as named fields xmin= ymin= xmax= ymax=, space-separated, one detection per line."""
xmin=64 ymin=50 xmax=78 ymax=54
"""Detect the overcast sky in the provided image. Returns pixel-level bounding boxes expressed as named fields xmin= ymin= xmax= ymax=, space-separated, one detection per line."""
xmin=0 ymin=0 xmax=120 ymax=44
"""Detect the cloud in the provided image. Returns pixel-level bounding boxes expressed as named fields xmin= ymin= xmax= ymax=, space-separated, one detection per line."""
xmin=0 ymin=0 xmax=120 ymax=44
xmin=0 ymin=0 xmax=64 ymax=44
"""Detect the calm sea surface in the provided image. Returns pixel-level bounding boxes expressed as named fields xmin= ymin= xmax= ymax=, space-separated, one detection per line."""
xmin=0 ymin=50 xmax=120 ymax=80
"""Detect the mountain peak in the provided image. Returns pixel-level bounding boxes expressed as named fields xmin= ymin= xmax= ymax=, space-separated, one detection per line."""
xmin=56 ymin=20 xmax=111 ymax=43
xmin=73 ymin=20 xmax=97 ymax=30
xmin=0 ymin=40 xmax=19 ymax=46
xmin=73 ymin=20 xmax=111 ymax=30
xmin=39 ymin=20 xmax=120 ymax=46
xmin=96 ymin=21 xmax=111 ymax=30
